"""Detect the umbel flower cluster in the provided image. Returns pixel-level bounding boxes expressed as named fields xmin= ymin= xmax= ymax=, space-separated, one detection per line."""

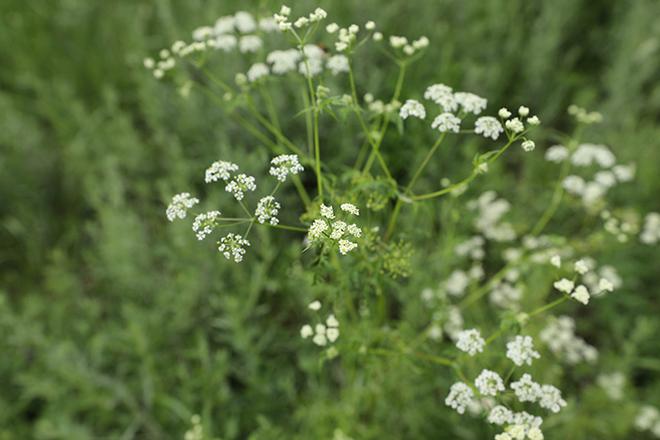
xmin=150 ymin=5 xmax=659 ymax=439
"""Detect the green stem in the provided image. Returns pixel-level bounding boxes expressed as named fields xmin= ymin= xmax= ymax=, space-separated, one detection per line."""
xmin=527 ymin=295 xmax=569 ymax=318
xmin=266 ymin=223 xmax=308 ymax=232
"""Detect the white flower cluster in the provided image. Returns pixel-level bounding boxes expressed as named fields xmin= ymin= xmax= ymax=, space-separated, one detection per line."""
xmin=328 ymin=23 xmax=360 ymax=52
xmin=145 ymin=11 xmax=280 ymax=78
xmin=568 ymin=105 xmax=603 ymax=124
xmin=225 ymin=174 xmax=257 ymax=201
xmin=307 ymin=203 xmax=362 ymax=255
xmin=388 ymin=34 xmax=429 ymax=56
xmin=255 ymin=196 xmax=280 ymax=225
xmin=475 ymin=369 xmax=505 ymax=396
xmin=475 ymin=116 xmax=504 ymax=140
xmin=635 ymin=405 xmax=660 ymax=438
xmin=597 ymin=372 xmax=625 ymax=401
xmin=184 ymin=414 xmax=203 ymax=440
xmin=640 ymin=212 xmax=660 ymax=244
xmin=455 ymin=328 xmax=485 ymax=356
xmin=499 ymin=106 xmax=539 ymax=150
xmin=506 ymin=335 xmax=541 ymax=366
xmin=399 ymin=99 xmax=426 ymax=120
xmin=559 ymin=143 xmax=635 ymax=207
xmin=192 ymin=210 xmax=222 ymax=240
xmin=431 ymin=112 xmax=461 ymax=133
xmin=490 ymin=281 xmax=523 ymax=310
xmin=217 ymin=233 xmax=250 ymax=263
xmin=467 ymin=191 xmax=516 ymax=242
xmin=269 ymin=154 xmax=304 ymax=182
xmin=442 ymin=270 xmax=471 ymax=297
xmin=510 ymin=374 xmax=567 ymax=413
xmin=205 ymin=160 xmax=239 ymax=183
xmin=300 ymin=301 xmax=340 ymax=347
xmin=540 ymin=315 xmax=598 ymax=364
xmin=274 ymin=6 xmax=327 ymax=32
xmin=552 ymin=256 xmax=615 ymax=304
xmin=445 ymin=382 xmax=474 ymax=414
xmin=166 ymin=192 xmax=199 ymax=221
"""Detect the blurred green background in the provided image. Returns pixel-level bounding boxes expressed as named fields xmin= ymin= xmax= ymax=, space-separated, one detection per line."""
xmin=1 ymin=0 xmax=659 ymax=438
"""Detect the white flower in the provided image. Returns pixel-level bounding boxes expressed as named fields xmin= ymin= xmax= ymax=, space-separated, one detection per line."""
xmin=338 ymin=239 xmax=358 ymax=255
xmin=300 ymin=324 xmax=313 ymax=338
xmin=424 ymin=84 xmax=457 ymax=112
xmin=320 ymin=204 xmax=335 ymax=219
xmin=225 ymin=174 xmax=256 ymax=200
xmin=550 ymin=255 xmax=562 ymax=268
xmin=574 ymin=259 xmax=590 ymax=274
xmin=215 ymin=34 xmax=238 ymax=52
xmin=309 ymin=7 xmax=327 ymax=22
xmin=308 ymin=300 xmax=322 ymax=311
xmin=521 ymin=140 xmax=535 ymax=152
xmin=506 ymin=335 xmax=541 ymax=366
xmin=527 ymin=115 xmax=540 ymax=125
xmin=538 ymin=384 xmax=567 ymax=413
xmin=308 ymin=219 xmax=329 ymax=241
xmin=234 ymin=11 xmax=256 ymax=33
xmin=498 ymin=107 xmax=512 ymax=118
xmin=488 ymin=406 xmax=513 ymax=425
xmin=518 ymin=106 xmax=530 ymax=117
xmin=340 ymin=203 xmax=360 ymax=216
xmin=267 ymin=49 xmax=300 ymax=74
xmin=562 ymin=175 xmax=586 ymax=195
xmin=545 ymin=145 xmax=569 ymax=163
xmin=571 ymin=144 xmax=616 ymax=168
xmin=454 ymin=92 xmax=487 ymax=114
xmin=326 ymin=327 xmax=339 ymax=342
xmin=413 ymin=36 xmax=429 ymax=49
xmin=456 ymin=329 xmax=485 ymax=356
xmin=528 ymin=427 xmax=544 ymax=440
xmin=495 ymin=434 xmax=512 ymax=440
xmin=214 ymin=15 xmax=235 ymax=34
xmin=192 ymin=210 xmax=222 ymax=240
xmin=511 ymin=374 xmax=542 ymax=403
xmin=553 ymin=278 xmax=574 ymax=293
xmin=166 ymin=192 xmax=199 ymax=221
xmin=205 ymin=160 xmax=239 ymax=183
xmin=217 ymin=233 xmax=250 ymax=262
xmin=327 ymin=54 xmax=349 ymax=75
xmin=640 ymin=212 xmax=660 ymax=244
xmin=432 ymin=112 xmax=461 ymax=133
xmin=373 ymin=31 xmax=383 ymax=41
xmin=474 ymin=116 xmax=504 ymax=140
xmin=330 ymin=221 xmax=347 ymax=240
xmin=326 ymin=23 xmax=339 ymax=33
xmin=445 ymin=382 xmax=474 ymax=414
xmin=247 ymin=62 xmax=269 ymax=82
xmin=312 ymin=333 xmax=327 ymax=346
xmin=294 ymin=17 xmax=309 ymax=28
xmin=389 ymin=35 xmax=408 ymax=48
xmin=258 ymin=17 xmax=278 ymax=32
xmin=326 ymin=314 xmax=339 ymax=327
xmin=445 ymin=270 xmax=470 ymax=296
xmin=365 ymin=20 xmax=376 ymax=30
xmin=598 ymin=278 xmax=614 ymax=293
xmin=255 ymin=196 xmax=280 ymax=225
xmin=571 ymin=284 xmax=590 ymax=305
xmin=475 ymin=369 xmax=505 ymax=396
xmin=400 ymin=99 xmax=426 ymax=120
xmin=505 ymin=118 xmax=524 ymax=133
xmin=238 ymin=35 xmax=262 ymax=53
xmin=269 ymin=154 xmax=304 ymax=181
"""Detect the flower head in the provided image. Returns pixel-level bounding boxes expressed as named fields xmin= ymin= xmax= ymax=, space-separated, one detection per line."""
xmin=225 ymin=174 xmax=256 ymax=200
xmin=400 ymin=99 xmax=426 ymax=120
xmin=269 ymin=154 xmax=304 ymax=182
xmin=475 ymin=369 xmax=505 ymax=396
xmin=475 ymin=116 xmax=504 ymax=140
xmin=506 ymin=335 xmax=541 ymax=366
xmin=445 ymin=382 xmax=474 ymax=414
xmin=217 ymin=233 xmax=250 ymax=262
xmin=456 ymin=328 xmax=485 ymax=356
xmin=205 ymin=160 xmax=239 ymax=183
xmin=166 ymin=192 xmax=199 ymax=221
xmin=192 ymin=210 xmax=222 ymax=240
xmin=432 ymin=112 xmax=461 ymax=133
xmin=255 ymin=196 xmax=281 ymax=225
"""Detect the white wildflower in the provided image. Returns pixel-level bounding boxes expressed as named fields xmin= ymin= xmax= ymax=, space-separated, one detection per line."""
xmin=192 ymin=210 xmax=222 ymax=240
xmin=474 ymin=116 xmax=504 ymax=140
xmin=400 ymin=99 xmax=426 ymax=120
xmin=571 ymin=284 xmax=590 ymax=305
xmin=521 ymin=140 xmax=535 ymax=152
xmin=166 ymin=192 xmax=199 ymax=221
xmin=255 ymin=196 xmax=280 ymax=225
xmin=338 ymin=239 xmax=358 ymax=255
xmin=562 ymin=175 xmax=586 ymax=195
xmin=205 ymin=160 xmax=238 ymax=183
xmin=550 ymin=255 xmax=561 ymax=268
xmin=327 ymin=54 xmax=349 ymax=75
xmin=518 ymin=106 xmax=530 ymax=117
xmin=217 ymin=233 xmax=250 ymax=262
xmin=340 ymin=203 xmax=360 ymax=216
xmin=320 ymin=204 xmax=335 ymax=219
xmin=545 ymin=145 xmax=569 ymax=163
xmin=234 ymin=11 xmax=256 ymax=33
xmin=300 ymin=324 xmax=313 ymax=338
xmin=506 ymin=335 xmax=541 ymax=366
xmin=454 ymin=92 xmax=487 ymax=114
xmin=269 ymin=154 xmax=304 ymax=181
xmin=498 ymin=107 xmax=511 ymax=119
xmin=432 ymin=112 xmax=461 ymax=133
xmin=553 ymin=278 xmax=574 ymax=293
xmin=527 ymin=115 xmax=540 ymax=125
xmin=456 ymin=329 xmax=485 ymax=356
xmin=267 ymin=49 xmax=300 ymax=74
xmin=574 ymin=259 xmax=590 ymax=275
xmin=215 ymin=34 xmax=238 ymax=52
xmin=445 ymin=382 xmax=474 ymax=414
xmin=505 ymin=118 xmax=524 ymax=133
xmin=511 ymin=374 xmax=542 ymax=403
xmin=247 ymin=62 xmax=269 ymax=82
xmin=308 ymin=219 xmax=329 ymax=241
xmin=224 ymin=174 xmax=256 ymax=200
xmin=475 ymin=369 xmax=505 ymax=396
xmin=538 ymin=384 xmax=567 ymax=413
xmin=488 ymin=406 xmax=513 ymax=425
xmin=238 ymin=35 xmax=262 ymax=53
xmin=424 ymin=84 xmax=457 ymax=112
xmin=308 ymin=300 xmax=322 ymax=311
xmin=598 ymin=278 xmax=614 ymax=293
